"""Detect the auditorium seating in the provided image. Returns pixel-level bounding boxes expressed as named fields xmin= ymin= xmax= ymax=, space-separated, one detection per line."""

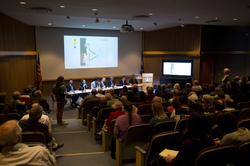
xmin=180 ymin=128 xmax=189 ymax=143
xmin=239 ymin=108 xmax=249 ymax=117
xmin=234 ymin=140 xmax=250 ymax=166
xmin=0 ymin=113 xmax=20 ymax=125
xmin=135 ymin=131 xmax=181 ymax=166
xmin=242 ymin=93 xmax=250 ymax=102
xmin=81 ymin=100 xmax=99 ymax=125
xmin=231 ymin=94 xmax=243 ymax=104
xmin=192 ymin=144 xmax=236 ymax=166
xmin=235 ymin=101 xmax=249 ymax=111
xmin=86 ymin=106 xmax=98 ymax=131
xmin=140 ymin=114 xmax=153 ymax=123
xmin=116 ymin=123 xmax=151 ymax=166
xmin=175 ymin=118 xmax=188 ymax=133
xmin=150 ymin=120 xmax=176 ymax=139
xmin=238 ymin=118 xmax=250 ymax=130
xmin=137 ymin=104 xmax=151 ymax=115
xmin=160 ymin=93 xmax=170 ymax=101
xmin=209 ymin=124 xmax=223 ymax=139
xmin=229 ymin=110 xmax=240 ymax=119
xmin=161 ymin=101 xmax=171 ymax=108
xmin=102 ymin=119 xmax=116 ymax=152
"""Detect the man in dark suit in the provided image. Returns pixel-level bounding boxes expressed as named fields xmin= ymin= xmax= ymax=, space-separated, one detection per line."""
xmin=66 ymin=79 xmax=79 ymax=107
xmin=119 ymin=76 xmax=128 ymax=86
xmin=129 ymin=74 xmax=138 ymax=85
xmin=108 ymin=76 xmax=116 ymax=87
xmin=79 ymin=79 xmax=89 ymax=90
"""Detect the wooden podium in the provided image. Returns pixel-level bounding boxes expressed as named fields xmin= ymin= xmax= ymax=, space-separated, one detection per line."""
xmin=142 ymin=73 xmax=153 ymax=91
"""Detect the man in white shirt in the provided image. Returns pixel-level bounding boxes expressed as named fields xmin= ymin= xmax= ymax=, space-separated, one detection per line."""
xmin=0 ymin=120 xmax=55 ymax=166
xmin=96 ymin=88 xmax=105 ymax=98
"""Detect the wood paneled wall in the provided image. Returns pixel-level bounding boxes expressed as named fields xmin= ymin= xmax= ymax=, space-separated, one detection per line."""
xmin=0 ymin=12 xmax=36 ymax=102
xmin=143 ymin=25 xmax=201 ymax=85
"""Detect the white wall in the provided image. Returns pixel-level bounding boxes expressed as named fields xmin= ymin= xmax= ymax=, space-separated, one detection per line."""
xmin=35 ymin=27 xmax=142 ymax=80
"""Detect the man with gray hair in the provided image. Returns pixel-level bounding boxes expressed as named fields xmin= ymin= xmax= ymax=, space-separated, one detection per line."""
xmin=31 ymin=90 xmax=51 ymax=114
xmin=0 ymin=120 xmax=55 ymax=165
xmin=19 ymin=104 xmax=63 ymax=151
xmin=106 ymin=93 xmax=118 ymax=107
xmin=108 ymin=76 xmax=116 ymax=88
xmin=96 ymin=88 xmax=105 ymax=98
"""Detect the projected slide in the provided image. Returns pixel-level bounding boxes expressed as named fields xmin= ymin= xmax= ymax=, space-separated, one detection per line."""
xmin=163 ymin=62 xmax=192 ymax=76
xmin=64 ymin=36 xmax=118 ymax=69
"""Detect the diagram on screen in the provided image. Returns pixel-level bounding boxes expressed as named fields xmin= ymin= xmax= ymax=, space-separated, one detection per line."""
xmin=80 ymin=38 xmax=108 ymax=66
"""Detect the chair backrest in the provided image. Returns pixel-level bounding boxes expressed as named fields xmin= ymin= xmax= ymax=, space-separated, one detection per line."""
xmin=108 ymin=119 xmax=116 ymax=148
xmin=180 ymin=128 xmax=189 ymax=143
xmin=140 ymin=114 xmax=153 ymax=123
xmin=0 ymin=113 xmax=20 ymax=125
xmin=22 ymin=131 xmax=46 ymax=145
xmin=229 ymin=110 xmax=240 ymax=119
xmin=132 ymin=102 xmax=138 ymax=107
xmin=97 ymin=107 xmax=114 ymax=131
xmin=235 ymin=101 xmax=250 ymax=111
xmin=238 ymin=118 xmax=250 ymax=130
xmin=242 ymin=93 xmax=250 ymax=102
xmin=147 ymin=131 xmax=181 ymax=162
xmin=138 ymin=104 xmax=152 ymax=115
xmin=231 ymin=94 xmax=243 ymax=104
xmin=239 ymin=108 xmax=249 ymax=117
xmin=84 ymin=100 xmax=99 ymax=119
xmin=175 ymin=118 xmax=188 ymax=133
xmin=209 ymin=124 xmax=223 ymax=139
xmin=165 ymin=112 xmax=171 ymax=118
xmin=161 ymin=101 xmax=171 ymax=108
xmin=192 ymin=144 xmax=236 ymax=166
xmin=234 ymin=140 xmax=250 ymax=166
xmin=151 ymin=120 xmax=176 ymax=137
xmin=0 ymin=103 xmax=7 ymax=113
xmin=160 ymin=93 xmax=170 ymax=100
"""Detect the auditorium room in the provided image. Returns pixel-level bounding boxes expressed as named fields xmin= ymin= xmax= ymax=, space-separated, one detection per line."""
xmin=1 ymin=1 xmax=250 ymax=166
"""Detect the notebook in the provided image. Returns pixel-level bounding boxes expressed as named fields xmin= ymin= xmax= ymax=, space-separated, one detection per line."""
xmin=159 ymin=149 xmax=179 ymax=157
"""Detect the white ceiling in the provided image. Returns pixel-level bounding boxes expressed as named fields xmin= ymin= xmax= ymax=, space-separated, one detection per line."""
xmin=0 ymin=0 xmax=250 ymax=31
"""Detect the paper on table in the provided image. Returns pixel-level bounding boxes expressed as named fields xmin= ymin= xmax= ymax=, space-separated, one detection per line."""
xmin=159 ymin=149 xmax=179 ymax=157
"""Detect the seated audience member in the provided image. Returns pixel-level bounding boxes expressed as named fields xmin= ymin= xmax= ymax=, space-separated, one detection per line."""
xmin=106 ymin=93 xmax=118 ymax=107
xmin=105 ymin=101 xmax=125 ymax=130
xmin=127 ymin=91 xmax=135 ymax=102
xmin=169 ymin=89 xmax=179 ymax=104
xmin=221 ymin=68 xmax=230 ymax=88
xmin=170 ymin=83 xmax=180 ymax=98
xmin=202 ymin=94 xmax=214 ymax=112
xmin=99 ymin=77 xmax=107 ymax=88
xmin=218 ymin=91 xmax=227 ymax=102
xmin=66 ymin=79 xmax=79 ymax=107
xmin=91 ymin=97 xmax=108 ymax=118
xmin=239 ymin=106 xmax=250 ymax=120
xmin=202 ymin=84 xmax=210 ymax=95
xmin=161 ymin=84 xmax=167 ymax=93
xmin=129 ymin=74 xmax=138 ymax=85
xmin=160 ymin=112 xmax=214 ymax=166
xmin=192 ymin=81 xmax=202 ymax=95
xmin=2 ymin=103 xmax=16 ymax=114
xmin=214 ymin=87 xmax=230 ymax=100
xmin=80 ymin=89 xmax=98 ymax=108
xmin=120 ymin=96 xmax=138 ymax=114
xmin=120 ymin=86 xmax=128 ymax=97
xmin=96 ymin=88 xmax=105 ymax=98
xmin=165 ymin=83 xmax=174 ymax=93
xmin=182 ymin=83 xmax=192 ymax=95
xmin=0 ymin=92 xmax=8 ymax=113
xmin=137 ymin=91 xmax=151 ymax=107
xmin=110 ymin=89 xmax=118 ymax=99
xmin=146 ymin=87 xmax=155 ymax=101
xmin=238 ymin=76 xmax=249 ymax=94
xmin=154 ymin=90 xmax=162 ymax=98
xmin=188 ymin=94 xmax=203 ymax=113
xmin=207 ymin=99 xmax=224 ymax=127
xmin=209 ymin=84 xmax=216 ymax=96
xmin=79 ymin=79 xmax=89 ymax=90
xmin=223 ymin=99 xmax=235 ymax=112
xmin=132 ymin=85 xmax=139 ymax=98
xmin=230 ymin=81 xmax=240 ymax=94
xmin=10 ymin=91 xmax=26 ymax=113
xmin=91 ymin=77 xmax=100 ymax=89
xmin=19 ymin=103 xmax=52 ymax=131
xmin=18 ymin=105 xmax=63 ymax=151
xmin=167 ymin=99 xmax=180 ymax=113
xmin=157 ymin=84 xmax=162 ymax=92
xmin=31 ymin=90 xmax=51 ymax=114
xmin=110 ymin=101 xmax=142 ymax=159
xmin=216 ymin=112 xmax=250 ymax=145
xmin=108 ymin=76 xmax=116 ymax=88
xmin=149 ymin=102 xmax=169 ymax=140
xmin=223 ymin=82 xmax=233 ymax=96
xmin=0 ymin=120 xmax=55 ymax=166
xmin=119 ymin=76 xmax=128 ymax=86
xmin=247 ymin=76 xmax=250 ymax=84
xmin=171 ymin=96 xmax=192 ymax=125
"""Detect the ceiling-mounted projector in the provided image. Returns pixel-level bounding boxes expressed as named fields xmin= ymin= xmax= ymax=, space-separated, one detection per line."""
xmin=120 ymin=20 xmax=134 ymax=33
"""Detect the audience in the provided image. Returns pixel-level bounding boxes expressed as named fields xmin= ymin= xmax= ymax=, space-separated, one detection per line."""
xmin=165 ymin=83 xmax=173 ymax=93
xmin=91 ymin=97 xmax=108 ymax=118
xmin=167 ymin=99 xmax=180 ymax=113
xmin=137 ymin=91 xmax=151 ymax=107
xmin=238 ymin=76 xmax=249 ymax=94
xmin=170 ymin=83 xmax=180 ymax=97
xmin=120 ymin=96 xmax=138 ymax=114
xmin=106 ymin=93 xmax=118 ymax=107
xmin=96 ymin=88 xmax=105 ymax=98
xmin=202 ymin=94 xmax=214 ymax=112
xmin=10 ymin=91 xmax=26 ymax=113
xmin=146 ymin=87 xmax=155 ymax=101
xmin=110 ymin=89 xmax=118 ymax=99
xmin=0 ymin=120 xmax=55 ymax=166
xmin=223 ymin=99 xmax=235 ymax=111
xmin=207 ymin=99 xmax=224 ymax=126
xmin=31 ymin=90 xmax=51 ymax=114
xmin=169 ymin=89 xmax=179 ymax=104
xmin=192 ymin=81 xmax=202 ymax=95
xmin=80 ymin=89 xmax=98 ymax=107
xmin=132 ymin=85 xmax=139 ymax=98
xmin=127 ymin=91 xmax=135 ymax=102
xmin=161 ymin=84 xmax=167 ymax=93
xmin=209 ymin=84 xmax=216 ymax=96
xmin=120 ymin=86 xmax=128 ymax=97
xmin=2 ymin=103 xmax=16 ymax=114
xmin=188 ymin=94 xmax=203 ymax=113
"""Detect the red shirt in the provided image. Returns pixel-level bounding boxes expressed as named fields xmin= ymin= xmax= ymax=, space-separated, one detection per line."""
xmin=106 ymin=108 xmax=125 ymax=130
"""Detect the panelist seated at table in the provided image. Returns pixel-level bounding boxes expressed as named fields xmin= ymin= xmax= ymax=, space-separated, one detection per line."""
xmin=91 ymin=77 xmax=100 ymax=89
xmin=66 ymin=79 xmax=79 ymax=107
xmin=108 ymin=76 xmax=116 ymax=88
xmin=129 ymin=74 xmax=138 ymax=85
xmin=99 ymin=77 xmax=107 ymax=88
xmin=79 ymin=79 xmax=89 ymax=90
xmin=119 ymin=76 xmax=128 ymax=86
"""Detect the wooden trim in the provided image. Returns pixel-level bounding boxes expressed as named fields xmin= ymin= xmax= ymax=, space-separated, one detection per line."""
xmin=102 ymin=131 xmax=105 ymax=152
xmin=136 ymin=150 xmax=142 ymax=166
xmin=56 ymin=152 xmax=104 ymax=157
xmin=116 ymin=139 xmax=120 ymax=166
xmin=0 ymin=51 xmax=37 ymax=56
xmin=244 ymin=51 xmax=250 ymax=54
xmin=201 ymin=51 xmax=249 ymax=55
xmin=143 ymin=51 xmax=200 ymax=55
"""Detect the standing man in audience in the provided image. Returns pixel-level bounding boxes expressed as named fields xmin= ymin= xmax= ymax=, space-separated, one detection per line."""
xmin=0 ymin=120 xmax=55 ymax=166
xmin=222 ymin=68 xmax=230 ymax=88
xmin=129 ymin=74 xmax=138 ymax=85
xmin=66 ymin=79 xmax=79 ymax=107
xmin=99 ymin=77 xmax=107 ymax=88
xmin=108 ymin=76 xmax=116 ymax=88
xmin=119 ymin=76 xmax=128 ymax=86
xmin=91 ymin=77 xmax=99 ymax=89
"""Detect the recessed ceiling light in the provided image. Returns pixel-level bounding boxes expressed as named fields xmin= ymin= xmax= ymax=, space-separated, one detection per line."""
xmin=20 ymin=1 xmax=26 ymax=5
xmin=48 ymin=23 xmax=52 ymax=26
xmin=195 ymin=16 xmax=199 ymax=19
xmin=140 ymin=28 xmax=143 ymax=29
xmin=233 ymin=18 xmax=238 ymax=21
xmin=92 ymin=9 xmax=97 ymax=11
xmin=149 ymin=13 xmax=153 ymax=16
xmin=82 ymin=25 xmax=85 ymax=27
xmin=60 ymin=6 xmax=65 ymax=8
xmin=215 ymin=17 xmax=218 ymax=20
xmin=113 ymin=26 xmax=116 ymax=28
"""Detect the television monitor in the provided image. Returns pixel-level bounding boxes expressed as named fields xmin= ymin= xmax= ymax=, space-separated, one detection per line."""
xmin=162 ymin=60 xmax=193 ymax=77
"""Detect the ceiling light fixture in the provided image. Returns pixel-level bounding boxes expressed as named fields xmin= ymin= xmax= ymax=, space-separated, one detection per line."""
xmin=20 ymin=1 xmax=26 ymax=5
xmin=195 ymin=16 xmax=199 ymax=19
xmin=153 ymin=22 xmax=157 ymax=26
xmin=95 ymin=18 xmax=100 ymax=23
xmin=149 ymin=13 xmax=153 ymax=16
xmin=82 ymin=25 xmax=85 ymax=27
xmin=60 ymin=6 xmax=65 ymax=8
xmin=181 ymin=24 xmax=185 ymax=28
xmin=215 ymin=17 xmax=218 ymax=20
xmin=113 ymin=26 xmax=116 ymax=28
xmin=233 ymin=18 xmax=238 ymax=21
xmin=140 ymin=28 xmax=143 ymax=29
xmin=92 ymin=9 xmax=97 ymax=11
xmin=48 ymin=23 xmax=52 ymax=26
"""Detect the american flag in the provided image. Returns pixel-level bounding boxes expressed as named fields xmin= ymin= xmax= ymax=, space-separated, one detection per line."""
xmin=37 ymin=50 xmax=42 ymax=90
xmin=140 ymin=51 xmax=144 ymax=75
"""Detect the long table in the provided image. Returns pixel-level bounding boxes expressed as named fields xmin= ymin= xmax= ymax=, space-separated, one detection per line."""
xmin=67 ymin=84 xmax=144 ymax=95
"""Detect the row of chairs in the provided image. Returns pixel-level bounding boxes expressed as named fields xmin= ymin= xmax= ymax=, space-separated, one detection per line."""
xmin=231 ymin=93 xmax=250 ymax=104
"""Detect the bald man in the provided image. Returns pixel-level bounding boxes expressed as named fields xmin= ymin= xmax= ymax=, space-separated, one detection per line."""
xmin=0 ymin=120 xmax=55 ymax=166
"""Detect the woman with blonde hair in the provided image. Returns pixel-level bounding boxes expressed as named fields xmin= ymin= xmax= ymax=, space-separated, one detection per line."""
xmin=202 ymin=94 xmax=214 ymax=113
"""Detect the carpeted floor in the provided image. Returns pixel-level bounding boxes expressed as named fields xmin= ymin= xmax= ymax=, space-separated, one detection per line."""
xmin=43 ymin=95 xmax=136 ymax=166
